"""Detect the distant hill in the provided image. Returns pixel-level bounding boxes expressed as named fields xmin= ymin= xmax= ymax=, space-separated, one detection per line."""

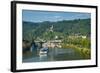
xmin=23 ymin=19 xmax=91 ymax=41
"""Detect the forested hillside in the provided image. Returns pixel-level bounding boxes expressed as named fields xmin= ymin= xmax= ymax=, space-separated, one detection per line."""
xmin=23 ymin=19 xmax=90 ymax=41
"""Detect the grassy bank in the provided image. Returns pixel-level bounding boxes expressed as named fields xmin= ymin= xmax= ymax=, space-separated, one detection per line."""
xmin=61 ymin=44 xmax=91 ymax=59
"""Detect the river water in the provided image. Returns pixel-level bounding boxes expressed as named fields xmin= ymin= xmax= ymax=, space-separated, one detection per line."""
xmin=23 ymin=48 xmax=86 ymax=63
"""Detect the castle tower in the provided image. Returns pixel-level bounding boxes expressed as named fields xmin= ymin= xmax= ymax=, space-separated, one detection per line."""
xmin=50 ymin=25 xmax=53 ymax=32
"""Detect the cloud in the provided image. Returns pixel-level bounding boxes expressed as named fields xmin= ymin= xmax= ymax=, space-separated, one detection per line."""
xmin=54 ymin=16 xmax=61 ymax=19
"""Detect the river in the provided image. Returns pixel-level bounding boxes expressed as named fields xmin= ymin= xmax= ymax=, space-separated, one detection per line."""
xmin=22 ymin=48 xmax=88 ymax=63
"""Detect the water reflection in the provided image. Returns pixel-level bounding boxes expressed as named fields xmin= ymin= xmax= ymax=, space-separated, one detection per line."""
xmin=23 ymin=48 xmax=85 ymax=63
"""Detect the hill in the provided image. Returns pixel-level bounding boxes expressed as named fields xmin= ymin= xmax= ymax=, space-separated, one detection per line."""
xmin=23 ymin=19 xmax=91 ymax=41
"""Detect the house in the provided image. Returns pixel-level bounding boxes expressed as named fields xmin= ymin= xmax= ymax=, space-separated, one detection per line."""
xmin=68 ymin=35 xmax=87 ymax=39
xmin=42 ymin=40 xmax=62 ymax=48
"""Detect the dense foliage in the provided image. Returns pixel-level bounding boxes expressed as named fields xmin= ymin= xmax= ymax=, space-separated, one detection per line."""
xmin=23 ymin=18 xmax=90 ymax=42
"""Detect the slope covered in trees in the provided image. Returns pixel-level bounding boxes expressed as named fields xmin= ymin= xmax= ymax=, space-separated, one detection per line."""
xmin=23 ymin=18 xmax=91 ymax=41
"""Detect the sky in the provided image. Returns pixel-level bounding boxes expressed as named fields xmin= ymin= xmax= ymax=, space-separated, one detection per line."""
xmin=22 ymin=10 xmax=91 ymax=22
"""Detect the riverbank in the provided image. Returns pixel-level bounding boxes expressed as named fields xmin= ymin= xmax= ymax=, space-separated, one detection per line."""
xmin=61 ymin=44 xmax=91 ymax=59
